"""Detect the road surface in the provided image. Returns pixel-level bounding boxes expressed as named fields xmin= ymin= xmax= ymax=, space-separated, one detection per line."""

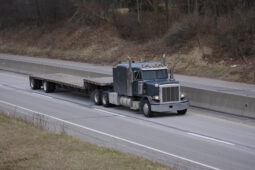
xmin=0 ymin=70 xmax=255 ymax=170
xmin=1 ymin=53 xmax=255 ymax=97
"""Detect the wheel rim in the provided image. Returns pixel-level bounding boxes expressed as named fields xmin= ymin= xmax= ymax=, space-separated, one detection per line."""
xmin=143 ymin=103 xmax=149 ymax=115
xmin=30 ymin=79 xmax=34 ymax=88
xmin=43 ymin=82 xmax=47 ymax=91
xmin=94 ymin=92 xmax=99 ymax=103
xmin=102 ymin=95 xmax=107 ymax=105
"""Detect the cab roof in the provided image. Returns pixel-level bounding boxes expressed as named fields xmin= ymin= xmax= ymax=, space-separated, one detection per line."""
xmin=117 ymin=61 xmax=168 ymax=70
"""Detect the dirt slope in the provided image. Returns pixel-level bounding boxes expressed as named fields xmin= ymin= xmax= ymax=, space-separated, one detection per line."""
xmin=0 ymin=22 xmax=254 ymax=84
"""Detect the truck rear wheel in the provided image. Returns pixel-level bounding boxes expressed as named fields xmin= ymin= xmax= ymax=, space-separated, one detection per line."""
xmin=92 ymin=90 xmax=102 ymax=105
xmin=177 ymin=109 xmax=187 ymax=115
xmin=43 ymin=81 xmax=55 ymax=93
xmin=141 ymin=100 xmax=152 ymax=117
xmin=30 ymin=78 xmax=41 ymax=90
xmin=102 ymin=92 xmax=110 ymax=107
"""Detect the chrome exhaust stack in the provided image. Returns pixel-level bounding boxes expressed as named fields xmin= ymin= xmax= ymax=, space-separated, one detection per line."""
xmin=162 ymin=54 xmax=166 ymax=66
xmin=127 ymin=57 xmax=133 ymax=96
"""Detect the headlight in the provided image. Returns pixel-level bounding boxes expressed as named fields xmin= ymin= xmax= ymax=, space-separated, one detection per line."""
xmin=153 ymin=96 xmax=159 ymax=100
xmin=181 ymin=93 xmax=187 ymax=99
xmin=155 ymin=84 xmax=159 ymax=87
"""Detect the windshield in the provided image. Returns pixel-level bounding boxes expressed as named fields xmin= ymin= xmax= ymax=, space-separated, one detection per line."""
xmin=142 ymin=69 xmax=168 ymax=80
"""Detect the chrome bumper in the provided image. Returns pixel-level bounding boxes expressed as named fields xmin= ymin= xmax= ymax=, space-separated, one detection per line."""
xmin=151 ymin=101 xmax=189 ymax=113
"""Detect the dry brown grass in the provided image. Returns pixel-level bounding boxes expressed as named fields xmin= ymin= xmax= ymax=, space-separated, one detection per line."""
xmin=0 ymin=114 xmax=172 ymax=170
xmin=0 ymin=22 xmax=254 ymax=84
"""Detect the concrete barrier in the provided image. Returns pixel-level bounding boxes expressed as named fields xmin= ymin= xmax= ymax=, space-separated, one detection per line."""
xmin=182 ymin=86 xmax=255 ymax=118
xmin=0 ymin=58 xmax=108 ymax=77
xmin=1 ymin=57 xmax=255 ymax=118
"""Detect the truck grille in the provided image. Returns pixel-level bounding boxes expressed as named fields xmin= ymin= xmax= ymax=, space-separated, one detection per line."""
xmin=161 ymin=86 xmax=179 ymax=102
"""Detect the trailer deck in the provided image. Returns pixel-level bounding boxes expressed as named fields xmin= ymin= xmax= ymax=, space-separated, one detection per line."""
xmin=30 ymin=73 xmax=113 ymax=89
xmin=83 ymin=77 xmax=113 ymax=86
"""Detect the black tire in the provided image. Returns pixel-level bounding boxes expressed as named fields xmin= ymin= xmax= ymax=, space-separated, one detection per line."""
xmin=49 ymin=83 xmax=56 ymax=92
xmin=30 ymin=78 xmax=40 ymax=90
xmin=141 ymin=100 xmax=152 ymax=117
xmin=177 ymin=109 xmax=187 ymax=115
xmin=92 ymin=90 xmax=102 ymax=105
xmin=102 ymin=92 xmax=110 ymax=107
xmin=43 ymin=81 xmax=55 ymax=93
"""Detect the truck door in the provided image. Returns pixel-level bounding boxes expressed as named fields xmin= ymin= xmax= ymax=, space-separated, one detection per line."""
xmin=133 ymin=71 xmax=142 ymax=96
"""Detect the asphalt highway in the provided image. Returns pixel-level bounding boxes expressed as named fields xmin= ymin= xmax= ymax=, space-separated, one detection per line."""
xmin=1 ymin=70 xmax=255 ymax=170
xmin=1 ymin=54 xmax=255 ymax=97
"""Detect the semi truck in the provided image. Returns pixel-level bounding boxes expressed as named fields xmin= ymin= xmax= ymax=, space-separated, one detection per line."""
xmin=29 ymin=56 xmax=189 ymax=117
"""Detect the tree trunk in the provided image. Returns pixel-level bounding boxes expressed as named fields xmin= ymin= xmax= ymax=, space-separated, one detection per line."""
xmin=165 ymin=0 xmax=169 ymax=29
xmin=137 ymin=0 xmax=140 ymax=23
xmin=187 ymin=0 xmax=190 ymax=14
xmin=153 ymin=0 xmax=159 ymax=35
xmin=34 ymin=0 xmax=41 ymax=26
xmin=194 ymin=0 xmax=198 ymax=15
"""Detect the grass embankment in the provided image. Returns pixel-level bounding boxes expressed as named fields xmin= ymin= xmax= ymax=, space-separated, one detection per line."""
xmin=0 ymin=114 xmax=171 ymax=170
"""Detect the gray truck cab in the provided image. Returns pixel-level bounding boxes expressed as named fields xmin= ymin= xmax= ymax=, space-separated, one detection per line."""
xmin=110 ymin=57 xmax=189 ymax=117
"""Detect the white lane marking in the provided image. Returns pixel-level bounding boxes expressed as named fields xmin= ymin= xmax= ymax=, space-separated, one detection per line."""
xmin=0 ymin=84 xmax=11 ymax=89
xmin=0 ymin=84 xmax=53 ymax=100
xmin=52 ymin=99 xmax=75 ymax=106
xmin=94 ymin=108 xmax=127 ymax=118
xmin=0 ymin=100 xmax=221 ymax=170
xmin=188 ymin=133 xmax=235 ymax=146
xmin=31 ymin=93 xmax=54 ymax=99
xmin=0 ymin=72 xmax=26 ymax=80
xmin=0 ymin=84 xmax=89 ymax=110
xmin=0 ymin=84 xmax=28 ymax=92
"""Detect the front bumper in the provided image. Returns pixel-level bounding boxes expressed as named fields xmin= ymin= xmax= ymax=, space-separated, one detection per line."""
xmin=150 ymin=100 xmax=189 ymax=113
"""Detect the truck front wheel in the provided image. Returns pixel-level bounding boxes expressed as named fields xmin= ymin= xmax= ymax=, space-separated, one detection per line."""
xmin=177 ymin=109 xmax=187 ymax=115
xmin=141 ymin=100 xmax=152 ymax=117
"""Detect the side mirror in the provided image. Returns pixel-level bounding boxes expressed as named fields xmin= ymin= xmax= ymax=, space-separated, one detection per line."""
xmin=169 ymin=68 xmax=174 ymax=80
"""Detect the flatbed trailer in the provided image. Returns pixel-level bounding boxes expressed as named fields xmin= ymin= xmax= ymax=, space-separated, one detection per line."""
xmin=30 ymin=73 xmax=86 ymax=89
xmin=30 ymin=73 xmax=113 ymax=90
xmin=29 ymin=57 xmax=189 ymax=117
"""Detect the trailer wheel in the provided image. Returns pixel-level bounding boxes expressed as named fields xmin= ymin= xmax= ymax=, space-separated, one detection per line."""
xmin=141 ymin=100 xmax=152 ymax=117
xmin=102 ymin=92 xmax=110 ymax=107
xmin=43 ymin=81 xmax=55 ymax=93
xmin=30 ymin=78 xmax=40 ymax=90
xmin=177 ymin=109 xmax=187 ymax=115
xmin=92 ymin=90 xmax=102 ymax=105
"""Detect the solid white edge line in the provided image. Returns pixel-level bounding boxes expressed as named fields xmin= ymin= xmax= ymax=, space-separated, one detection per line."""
xmin=94 ymin=108 xmax=126 ymax=118
xmin=0 ymin=100 xmax=221 ymax=170
xmin=188 ymin=133 xmax=235 ymax=146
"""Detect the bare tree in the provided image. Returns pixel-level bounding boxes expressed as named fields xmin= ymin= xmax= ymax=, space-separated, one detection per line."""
xmin=165 ymin=0 xmax=169 ymax=29
xmin=137 ymin=0 xmax=141 ymax=23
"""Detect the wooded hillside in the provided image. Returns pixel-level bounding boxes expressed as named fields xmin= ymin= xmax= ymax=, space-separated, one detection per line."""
xmin=0 ymin=0 xmax=254 ymax=83
xmin=1 ymin=0 xmax=254 ymax=61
